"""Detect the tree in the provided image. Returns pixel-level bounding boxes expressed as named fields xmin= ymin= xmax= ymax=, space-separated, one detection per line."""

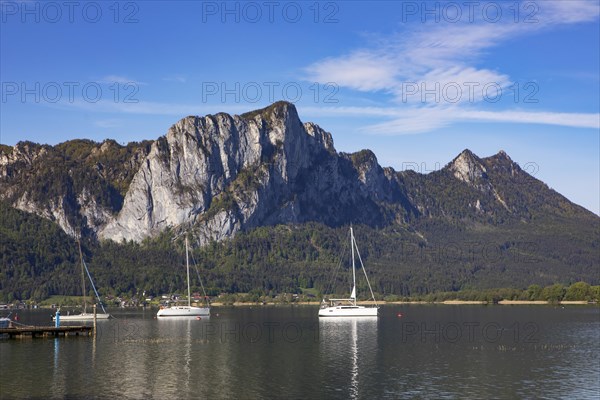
xmin=592 ymin=286 xmax=600 ymax=302
xmin=527 ymin=284 xmax=542 ymax=300
xmin=564 ymin=282 xmax=592 ymax=301
xmin=541 ymin=284 xmax=566 ymax=303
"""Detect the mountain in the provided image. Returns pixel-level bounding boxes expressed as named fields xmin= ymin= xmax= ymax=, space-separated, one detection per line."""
xmin=1 ymin=102 xmax=598 ymax=300
xmin=1 ymin=101 xmax=595 ymax=243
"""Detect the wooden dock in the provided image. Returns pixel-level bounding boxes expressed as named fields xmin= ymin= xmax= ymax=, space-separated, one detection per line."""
xmin=0 ymin=325 xmax=93 ymax=339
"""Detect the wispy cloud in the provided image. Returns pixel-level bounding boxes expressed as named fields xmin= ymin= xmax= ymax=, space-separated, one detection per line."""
xmin=100 ymin=75 xmax=147 ymax=86
xmin=63 ymin=99 xmax=251 ymax=117
xmin=162 ymin=74 xmax=187 ymax=83
xmin=302 ymin=106 xmax=600 ymax=134
xmin=302 ymin=1 xmax=600 ymax=134
xmin=305 ymin=51 xmax=398 ymax=92
xmin=364 ymin=109 xmax=600 ymax=135
xmin=542 ymin=0 xmax=600 ymax=23
xmin=94 ymin=119 xmax=122 ymax=128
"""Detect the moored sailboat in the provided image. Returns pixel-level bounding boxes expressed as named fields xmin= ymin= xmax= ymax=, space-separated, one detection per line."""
xmin=157 ymin=237 xmax=210 ymax=318
xmin=53 ymin=240 xmax=110 ymax=321
xmin=319 ymin=227 xmax=378 ymax=317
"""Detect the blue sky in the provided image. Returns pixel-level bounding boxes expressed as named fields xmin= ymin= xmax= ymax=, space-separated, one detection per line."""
xmin=1 ymin=0 xmax=599 ymax=214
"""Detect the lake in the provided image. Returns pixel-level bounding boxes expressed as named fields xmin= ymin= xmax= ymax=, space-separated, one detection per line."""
xmin=1 ymin=305 xmax=599 ymax=399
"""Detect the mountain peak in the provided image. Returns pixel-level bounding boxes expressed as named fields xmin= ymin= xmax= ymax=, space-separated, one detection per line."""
xmin=483 ymin=149 xmax=523 ymax=178
xmin=497 ymin=149 xmax=509 ymax=158
xmin=491 ymin=149 xmax=513 ymax=162
xmin=458 ymin=148 xmax=476 ymax=158
xmin=448 ymin=149 xmax=487 ymax=185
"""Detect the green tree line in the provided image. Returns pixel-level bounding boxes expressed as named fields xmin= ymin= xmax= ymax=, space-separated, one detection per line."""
xmin=1 ymin=201 xmax=598 ymax=303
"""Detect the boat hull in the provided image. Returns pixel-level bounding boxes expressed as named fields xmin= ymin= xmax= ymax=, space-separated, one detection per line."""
xmin=318 ymin=306 xmax=378 ymax=317
xmin=52 ymin=313 xmax=111 ymax=321
xmin=157 ymin=306 xmax=210 ymax=317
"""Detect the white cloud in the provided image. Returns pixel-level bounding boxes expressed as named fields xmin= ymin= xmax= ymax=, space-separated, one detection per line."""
xmin=305 ymin=51 xmax=398 ymax=92
xmin=393 ymin=66 xmax=512 ymax=105
xmin=302 ymin=0 xmax=600 ymax=135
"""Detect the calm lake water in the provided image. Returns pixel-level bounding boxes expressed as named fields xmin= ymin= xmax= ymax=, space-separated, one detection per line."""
xmin=1 ymin=305 xmax=599 ymax=399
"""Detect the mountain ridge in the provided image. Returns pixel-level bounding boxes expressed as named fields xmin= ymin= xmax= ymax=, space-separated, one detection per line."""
xmin=0 ymin=102 xmax=597 ymax=246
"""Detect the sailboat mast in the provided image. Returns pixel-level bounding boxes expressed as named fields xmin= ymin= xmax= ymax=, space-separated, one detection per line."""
xmin=78 ymin=239 xmax=87 ymax=314
xmin=186 ymin=237 xmax=191 ymax=308
xmin=350 ymin=226 xmax=356 ymax=306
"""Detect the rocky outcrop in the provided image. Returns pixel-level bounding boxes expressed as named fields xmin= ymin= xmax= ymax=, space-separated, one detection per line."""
xmin=0 ymin=142 xmax=46 ymax=179
xmin=448 ymin=149 xmax=488 ymax=186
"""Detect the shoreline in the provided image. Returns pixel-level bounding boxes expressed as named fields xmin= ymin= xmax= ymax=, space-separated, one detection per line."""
xmin=21 ymin=300 xmax=597 ymax=310
xmin=498 ymin=300 xmax=590 ymax=305
xmin=206 ymin=299 xmax=594 ymax=307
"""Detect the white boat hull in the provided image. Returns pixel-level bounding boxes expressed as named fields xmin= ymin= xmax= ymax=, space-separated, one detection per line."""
xmin=157 ymin=306 xmax=210 ymax=317
xmin=318 ymin=306 xmax=378 ymax=317
xmin=52 ymin=313 xmax=111 ymax=321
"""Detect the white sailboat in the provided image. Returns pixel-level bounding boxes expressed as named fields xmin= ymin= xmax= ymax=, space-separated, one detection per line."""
xmin=157 ymin=237 xmax=210 ymax=318
xmin=319 ymin=227 xmax=378 ymax=317
xmin=53 ymin=240 xmax=110 ymax=321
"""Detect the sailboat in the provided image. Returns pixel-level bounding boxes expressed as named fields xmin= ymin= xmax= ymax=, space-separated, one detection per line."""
xmin=53 ymin=240 xmax=110 ymax=321
xmin=318 ymin=227 xmax=379 ymax=317
xmin=157 ymin=237 xmax=210 ymax=318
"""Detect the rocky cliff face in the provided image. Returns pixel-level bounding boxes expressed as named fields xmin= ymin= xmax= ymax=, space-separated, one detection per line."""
xmin=98 ymin=101 xmax=402 ymax=243
xmin=1 ymin=102 xmax=594 ymax=244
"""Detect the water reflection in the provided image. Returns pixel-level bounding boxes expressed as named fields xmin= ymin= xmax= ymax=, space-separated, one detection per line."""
xmin=52 ymin=338 xmax=61 ymax=399
xmin=129 ymin=315 xmax=212 ymax=397
xmin=92 ymin=332 xmax=97 ymax=368
xmin=155 ymin=317 xmax=194 ymax=393
xmin=53 ymin=337 xmax=59 ymax=370
xmin=350 ymin=320 xmax=358 ymax=398
xmin=319 ymin=318 xmax=378 ymax=399
xmin=2 ymin=307 xmax=599 ymax=399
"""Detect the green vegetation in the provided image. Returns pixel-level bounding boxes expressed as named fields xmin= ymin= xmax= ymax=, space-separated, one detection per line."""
xmin=203 ymin=191 xmax=238 ymax=220
xmin=1 ymin=202 xmax=598 ymax=304
xmin=240 ymin=100 xmax=291 ymax=120
xmin=350 ymin=149 xmax=376 ymax=166
xmin=232 ymin=165 xmax=266 ymax=192
xmin=0 ymin=201 xmax=80 ymax=301
xmin=408 ymin=284 xmax=599 ymax=303
xmin=0 ymin=144 xmax=13 ymax=154
xmin=202 ymin=163 xmax=267 ymax=220
xmin=38 ymin=295 xmax=86 ymax=307
xmin=564 ymin=281 xmax=596 ymax=301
